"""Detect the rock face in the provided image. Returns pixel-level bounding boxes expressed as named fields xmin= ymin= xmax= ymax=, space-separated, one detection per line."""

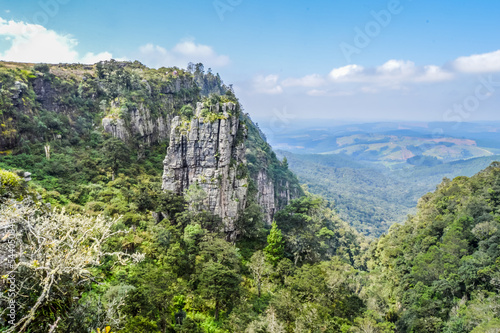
xmin=101 ymin=76 xmax=198 ymax=146
xmin=0 ymin=61 xmax=300 ymax=237
xmin=162 ymin=102 xmax=247 ymax=236
xmin=162 ymin=102 xmax=299 ymax=238
xmin=102 ymin=104 xmax=173 ymax=145
xmin=32 ymin=76 xmax=68 ymax=113
xmin=256 ymin=169 xmax=276 ymax=225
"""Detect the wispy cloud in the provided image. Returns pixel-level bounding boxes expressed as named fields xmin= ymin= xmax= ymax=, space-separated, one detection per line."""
xmin=252 ymin=50 xmax=500 ymax=96
xmin=306 ymin=89 xmax=355 ymax=97
xmin=414 ymin=65 xmax=454 ymax=82
xmin=252 ymin=74 xmax=283 ymax=94
xmin=282 ymin=74 xmax=326 ymax=88
xmin=0 ymin=17 xmax=230 ymax=70
xmin=138 ymin=40 xmax=230 ymax=69
xmin=327 ymin=60 xmax=453 ymax=86
xmin=0 ymin=17 xmax=113 ymax=64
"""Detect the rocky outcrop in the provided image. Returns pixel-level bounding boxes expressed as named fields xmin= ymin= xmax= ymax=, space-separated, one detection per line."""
xmin=0 ymin=61 xmax=301 ymax=236
xmin=162 ymin=102 xmax=247 ymax=236
xmin=256 ymin=169 xmax=276 ymax=225
xmin=102 ymin=103 xmax=173 ymax=145
xmin=32 ymin=76 xmax=64 ymax=112
xmin=255 ymin=171 xmax=297 ymax=224
xmin=162 ymin=102 xmax=302 ymax=238
xmin=102 ymin=117 xmax=129 ymax=142
xmin=101 ymin=76 xmax=198 ymax=146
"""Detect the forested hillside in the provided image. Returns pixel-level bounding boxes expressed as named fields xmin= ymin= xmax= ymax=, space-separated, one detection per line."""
xmin=277 ymin=151 xmax=415 ymax=236
xmin=368 ymin=162 xmax=500 ymax=332
xmin=0 ymin=61 xmax=499 ymax=333
xmin=279 ymin=150 xmax=500 ymax=237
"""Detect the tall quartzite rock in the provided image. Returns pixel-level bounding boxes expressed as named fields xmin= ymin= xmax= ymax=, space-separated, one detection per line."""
xmin=162 ymin=102 xmax=247 ymax=237
xmin=162 ymin=102 xmax=301 ymax=238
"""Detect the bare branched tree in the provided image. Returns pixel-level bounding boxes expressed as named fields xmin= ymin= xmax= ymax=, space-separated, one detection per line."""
xmin=0 ymin=200 xmax=143 ymax=332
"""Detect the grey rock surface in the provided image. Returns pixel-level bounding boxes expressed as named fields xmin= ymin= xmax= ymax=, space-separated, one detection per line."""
xmin=162 ymin=102 xmax=297 ymax=238
xmin=101 ymin=76 xmax=196 ymax=146
xmin=162 ymin=102 xmax=247 ymax=237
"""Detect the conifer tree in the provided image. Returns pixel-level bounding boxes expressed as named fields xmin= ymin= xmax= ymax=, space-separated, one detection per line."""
xmin=264 ymin=221 xmax=285 ymax=266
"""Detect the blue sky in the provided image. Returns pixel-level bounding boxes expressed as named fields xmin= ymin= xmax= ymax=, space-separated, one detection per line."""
xmin=1 ymin=0 xmax=500 ymax=124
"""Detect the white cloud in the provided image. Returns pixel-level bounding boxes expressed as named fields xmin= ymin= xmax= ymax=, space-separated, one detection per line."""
xmin=282 ymin=74 xmax=326 ymax=87
xmin=329 ymin=64 xmax=365 ymax=81
xmin=361 ymin=86 xmax=379 ymax=94
xmin=256 ymin=58 xmax=458 ymax=97
xmin=81 ymin=52 xmax=114 ymax=64
xmin=376 ymin=60 xmax=453 ymax=84
xmin=376 ymin=60 xmax=416 ymax=76
xmin=138 ymin=40 xmax=230 ymax=69
xmin=257 ymin=54 xmax=465 ymax=97
xmin=255 ymin=59 xmax=454 ymax=97
xmin=0 ymin=17 xmax=229 ymax=69
xmin=253 ymin=74 xmax=283 ymax=95
xmin=451 ymin=49 xmax=500 ymax=73
xmin=0 ymin=17 xmax=113 ymax=64
xmin=327 ymin=60 xmax=453 ymax=87
xmin=415 ymin=65 xmax=454 ymax=82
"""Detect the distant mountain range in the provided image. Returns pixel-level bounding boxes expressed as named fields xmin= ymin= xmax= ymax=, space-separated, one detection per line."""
xmin=268 ymin=121 xmax=500 ymax=158
xmin=271 ymin=121 xmax=500 ymax=236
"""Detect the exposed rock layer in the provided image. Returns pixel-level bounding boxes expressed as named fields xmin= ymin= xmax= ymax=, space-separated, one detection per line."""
xmin=162 ymin=103 xmax=300 ymax=237
xmin=162 ymin=103 xmax=247 ymax=236
xmin=101 ymin=76 xmax=198 ymax=146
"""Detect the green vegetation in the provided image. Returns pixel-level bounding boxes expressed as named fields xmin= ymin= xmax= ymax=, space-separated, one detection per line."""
xmin=279 ymin=150 xmax=500 ymax=237
xmin=0 ymin=60 xmax=209 ymax=153
xmin=188 ymin=62 xmax=230 ymax=97
xmin=0 ymin=162 xmax=365 ymax=332
xmin=245 ymin=121 xmax=304 ymax=210
xmin=0 ymin=169 xmax=23 ymax=199
xmin=263 ymin=221 xmax=285 ymax=266
xmin=367 ymin=162 xmax=500 ymax=332
xmin=0 ymin=61 xmax=499 ymax=333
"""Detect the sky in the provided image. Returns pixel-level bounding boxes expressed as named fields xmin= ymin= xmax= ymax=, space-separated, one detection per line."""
xmin=1 ymin=0 xmax=500 ymax=127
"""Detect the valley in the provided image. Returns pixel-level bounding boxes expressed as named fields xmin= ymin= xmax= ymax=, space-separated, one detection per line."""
xmin=268 ymin=121 xmax=500 ymax=236
xmin=1 ymin=1 xmax=500 ymax=332
xmin=0 ymin=61 xmax=498 ymax=333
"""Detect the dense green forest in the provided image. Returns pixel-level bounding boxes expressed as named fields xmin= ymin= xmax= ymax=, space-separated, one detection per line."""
xmin=0 ymin=61 xmax=499 ymax=333
xmin=368 ymin=163 xmax=500 ymax=332
xmin=279 ymin=150 xmax=500 ymax=237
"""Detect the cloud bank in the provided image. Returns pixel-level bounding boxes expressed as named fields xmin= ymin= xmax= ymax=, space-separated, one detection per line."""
xmin=0 ymin=18 xmax=230 ymax=70
xmin=138 ymin=40 xmax=230 ymax=69
xmin=252 ymin=49 xmax=500 ymax=96
xmin=0 ymin=17 xmax=113 ymax=64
